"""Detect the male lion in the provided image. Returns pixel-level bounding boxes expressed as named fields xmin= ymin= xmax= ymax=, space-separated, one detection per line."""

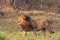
xmin=17 ymin=15 xmax=37 ymax=38
xmin=17 ymin=15 xmax=54 ymax=39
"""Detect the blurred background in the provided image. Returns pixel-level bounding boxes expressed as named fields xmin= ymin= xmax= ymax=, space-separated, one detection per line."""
xmin=0 ymin=0 xmax=60 ymax=40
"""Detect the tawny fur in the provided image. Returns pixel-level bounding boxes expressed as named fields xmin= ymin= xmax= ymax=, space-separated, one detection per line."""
xmin=17 ymin=15 xmax=54 ymax=39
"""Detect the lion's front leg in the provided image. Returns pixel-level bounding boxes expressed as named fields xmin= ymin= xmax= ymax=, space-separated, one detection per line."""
xmin=21 ymin=30 xmax=26 ymax=40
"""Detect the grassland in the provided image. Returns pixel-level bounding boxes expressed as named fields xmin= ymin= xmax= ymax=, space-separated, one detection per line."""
xmin=0 ymin=30 xmax=60 ymax=40
xmin=0 ymin=10 xmax=60 ymax=40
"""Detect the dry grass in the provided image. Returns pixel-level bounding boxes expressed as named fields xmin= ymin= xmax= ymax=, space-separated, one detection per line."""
xmin=0 ymin=7 xmax=60 ymax=40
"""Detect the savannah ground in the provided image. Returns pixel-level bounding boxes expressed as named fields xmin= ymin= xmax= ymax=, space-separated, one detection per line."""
xmin=0 ymin=10 xmax=60 ymax=40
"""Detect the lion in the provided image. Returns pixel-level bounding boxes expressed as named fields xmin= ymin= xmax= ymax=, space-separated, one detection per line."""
xmin=17 ymin=15 xmax=54 ymax=39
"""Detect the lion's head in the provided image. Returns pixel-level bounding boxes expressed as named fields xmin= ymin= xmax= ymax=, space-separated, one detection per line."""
xmin=17 ymin=15 xmax=30 ymax=26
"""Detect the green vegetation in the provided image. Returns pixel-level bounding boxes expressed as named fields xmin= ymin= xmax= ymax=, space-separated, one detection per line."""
xmin=0 ymin=31 xmax=60 ymax=40
xmin=0 ymin=32 xmax=7 ymax=40
xmin=0 ymin=7 xmax=60 ymax=40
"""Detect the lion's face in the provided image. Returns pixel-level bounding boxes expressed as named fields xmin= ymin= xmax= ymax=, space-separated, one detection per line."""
xmin=17 ymin=15 xmax=30 ymax=27
xmin=17 ymin=15 xmax=26 ymax=25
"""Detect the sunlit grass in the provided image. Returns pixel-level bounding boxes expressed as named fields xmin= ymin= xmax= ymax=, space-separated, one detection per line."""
xmin=0 ymin=31 xmax=60 ymax=40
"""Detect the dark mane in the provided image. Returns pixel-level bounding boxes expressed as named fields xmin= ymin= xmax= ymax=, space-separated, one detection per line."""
xmin=22 ymin=15 xmax=31 ymax=21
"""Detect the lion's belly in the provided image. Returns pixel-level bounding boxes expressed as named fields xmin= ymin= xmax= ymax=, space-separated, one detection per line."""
xmin=35 ymin=20 xmax=44 ymax=31
xmin=36 ymin=26 xmax=43 ymax=31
